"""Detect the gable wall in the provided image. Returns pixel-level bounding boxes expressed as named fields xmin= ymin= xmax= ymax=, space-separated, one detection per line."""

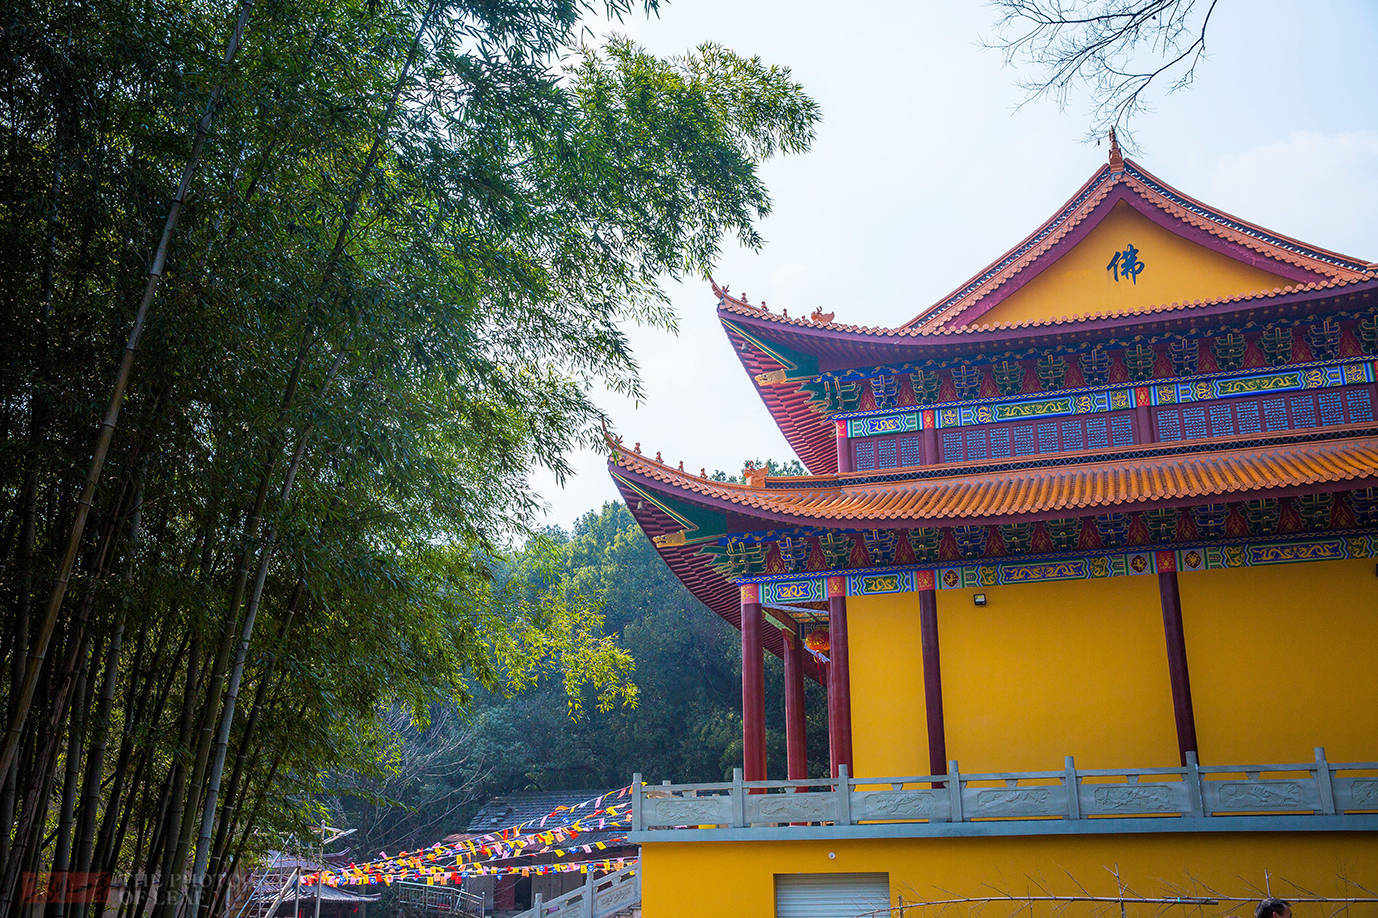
xmin=969 ymin=201 xmax=1297 ymax=327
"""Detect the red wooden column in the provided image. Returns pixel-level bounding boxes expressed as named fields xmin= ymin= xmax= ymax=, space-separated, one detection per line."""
xmin=916 ymin=578 xmax=948 ymax=776
xmin=835 ymin=419 xmax=852 ymax=474
xmin=826 ymin=575 xmax=853 ymax=777
xmin=1133 ymin=386 xmax=1156 ymax=444
xmin=781 ymin=629 xmax=808 ymax=780
xmin=920 ymin=424 xmax=939 ymax=466
xmin=740 ymin=584 xmax=767 ymax=781
xmin=1157 ymin=566 xmax=1199 ymax=764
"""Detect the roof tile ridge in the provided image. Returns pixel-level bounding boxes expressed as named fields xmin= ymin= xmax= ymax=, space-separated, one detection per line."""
xmin=905 ymin=164 xmax=1120 ymax=331
xmin=1131 ymin=180 xmax=1357 ymax=279
xmin=1122 ymin=158 xmax=1374 ymax=277
xmin=927 ymin=179 xmax=1122 ymax=331
xmin=713 ymin=279 xmax=879 ymax=332
xmin=718 ymin=300 xmax=893 ymax=335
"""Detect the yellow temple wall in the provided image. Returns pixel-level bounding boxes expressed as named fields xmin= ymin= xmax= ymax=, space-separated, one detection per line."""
xmin=849 ymin=576 xmax=1179 ymax=778
xmin=1177 ymin=557 xmax=1378 ymax=763
xmin=847 ymin=593 xmax=929 ymax=777
xmin=935 ymin=575 xmax=1179 ymax=772
xmin=847 ymin=560 xmax=1378 ymax=779
xmin=639 ymin=833 xmax=1378 ymax=918
xmin=971 ymin=201 xmax=1295 ymax=327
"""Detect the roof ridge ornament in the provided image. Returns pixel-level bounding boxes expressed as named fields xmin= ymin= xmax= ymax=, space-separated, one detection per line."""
xmin=1108 ymin=127 xmax=1125 ymax=173
xmin=599 ymin=418 xmax=621 ymax=456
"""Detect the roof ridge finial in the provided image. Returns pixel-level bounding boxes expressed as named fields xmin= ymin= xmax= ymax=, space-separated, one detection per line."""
xmin=1108 ymin=126 xmax=1124 ymax=172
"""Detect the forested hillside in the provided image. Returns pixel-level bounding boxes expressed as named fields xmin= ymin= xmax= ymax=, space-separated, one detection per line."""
xmin=328 ymin=501 xmax=828 ymax=855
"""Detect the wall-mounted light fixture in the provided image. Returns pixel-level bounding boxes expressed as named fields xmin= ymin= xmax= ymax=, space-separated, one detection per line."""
xmin=973 ymin=593 xmax=988 ymax=607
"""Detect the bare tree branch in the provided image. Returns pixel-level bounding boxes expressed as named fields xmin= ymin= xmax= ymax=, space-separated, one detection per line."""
xmin=985 ymin=0 xmax=1222 ymax=148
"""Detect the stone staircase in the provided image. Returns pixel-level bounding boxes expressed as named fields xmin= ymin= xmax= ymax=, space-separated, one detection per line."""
xmin=512 ymin=865 xmax=639 ymax=918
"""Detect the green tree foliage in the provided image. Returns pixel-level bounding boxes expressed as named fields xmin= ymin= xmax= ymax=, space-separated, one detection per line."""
xmin=0 ymin=0 xmax=818 ymax=909
xmin=327 ymin=503 xmax=830 ymax=855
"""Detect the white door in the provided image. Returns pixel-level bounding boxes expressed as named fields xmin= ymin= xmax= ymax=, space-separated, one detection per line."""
xmin=774 ymin=873 xmax=890 ymax=918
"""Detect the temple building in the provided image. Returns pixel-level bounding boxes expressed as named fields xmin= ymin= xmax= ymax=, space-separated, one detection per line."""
xmin=609 ymin=140 xmax=1378 ymax=916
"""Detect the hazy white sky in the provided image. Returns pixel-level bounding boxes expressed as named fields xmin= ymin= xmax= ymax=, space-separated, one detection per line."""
xmin=531 ymin=0 xmax=1378 ymax=529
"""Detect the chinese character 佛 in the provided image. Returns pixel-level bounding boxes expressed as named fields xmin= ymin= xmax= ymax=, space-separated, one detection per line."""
xmin=1107 ymin=243 xmax=1145 ymax=284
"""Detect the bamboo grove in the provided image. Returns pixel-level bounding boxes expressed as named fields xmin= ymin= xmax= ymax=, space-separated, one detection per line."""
xmin=0 ymin=0 xmax=820 ymax=913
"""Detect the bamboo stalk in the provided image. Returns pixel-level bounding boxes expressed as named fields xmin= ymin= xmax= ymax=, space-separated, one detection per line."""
xmin=70 ymin=482 xmax=142 ymax=918
xmin=0 ymin=0 xmax=258 ymax=782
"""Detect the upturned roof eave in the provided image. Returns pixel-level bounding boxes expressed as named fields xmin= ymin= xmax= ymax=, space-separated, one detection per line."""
xmin=610 ymin=464 xmax=828 ymax=675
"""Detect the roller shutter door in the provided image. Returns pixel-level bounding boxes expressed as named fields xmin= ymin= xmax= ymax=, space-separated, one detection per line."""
xmin=774 ymin=872 xmax=890 ymax=918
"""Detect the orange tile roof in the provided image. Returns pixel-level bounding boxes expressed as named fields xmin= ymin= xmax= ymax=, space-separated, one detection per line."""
xmin=609 ymin=430 xmax=1378 ymax=527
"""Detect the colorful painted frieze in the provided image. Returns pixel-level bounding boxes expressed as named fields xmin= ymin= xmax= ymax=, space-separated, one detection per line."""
xmin=846 ymin=569 xmax=917 ymax=596
xmin=1150 ymin=361 xmax=1373 ymax=406
xmin=847 ymin=411 xmax=920 ymax=439
xmin=760 ymin=577 xmax=825 ymax=605
xmin=740 ymin=534 xmax=1378 ymax=598
xmin=830 ymin=359 xmax=1373 ymax=433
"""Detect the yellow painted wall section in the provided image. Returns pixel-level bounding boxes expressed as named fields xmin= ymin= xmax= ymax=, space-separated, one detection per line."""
xmin=1178 ymin=558 xmax=1378 ymax=764
xmin=971 ymin=201 xmax=1296 ymax=327
xmin=640 ymin=833 xmax=1378 ymax=917
xmin=847 ymin=593 xmax=929 ymax=778
xmin=937 ymin=576 xmax=1179 ymax=772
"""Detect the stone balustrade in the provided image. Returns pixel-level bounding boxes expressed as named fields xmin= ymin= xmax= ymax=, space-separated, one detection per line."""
xmin=630 ymin=748 xmax=1378 ymax=842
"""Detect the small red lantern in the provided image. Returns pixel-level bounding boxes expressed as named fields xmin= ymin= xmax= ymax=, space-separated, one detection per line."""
xmin=804 ymin=630 xmax=830 ymax=654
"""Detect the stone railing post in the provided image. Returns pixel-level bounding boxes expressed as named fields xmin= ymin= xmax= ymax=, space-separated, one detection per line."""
xmin=731 ymin=767 xmax=746 ymax=827
xmin=1314 ymin=747 xmax=1337 ymax=814
xmin=533 ymin=891 xmax=544 ymax=918
xmin=1064 ymin=756 xmax=1081 ymax=819
xmin=834 ymin=764 xmax=852 ymax=825
xmin=580 ymin=869 xmax=595 ymax=918
xmin=631 ymin=773 xmax=642 ymax=831
xmin=1185 ymin=751 xmax=1206 ymax=817
xmin=947 ymin=760 xmax=963 ymax=822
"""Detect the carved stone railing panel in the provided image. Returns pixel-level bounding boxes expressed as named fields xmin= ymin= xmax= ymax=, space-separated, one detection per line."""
xmin=1334 ymin=775 xmax=1378 ymax=811
xmin=962 ymin=783 xmax=1065 ymax=819
xmin=853 ymin=788 xmax=948 ymax=822
xmin=746 ymin=791 xmax=835 ymax=824
xmin=1203 ymin=778 xmax=1320 ymax=813
xmin=640 ymin=793 xmax=731 ymax=828
xmin=590 ymin=876 xmax=639 ymax=915
xmin=1077 ymin=779 xmax=1189 ymax=816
